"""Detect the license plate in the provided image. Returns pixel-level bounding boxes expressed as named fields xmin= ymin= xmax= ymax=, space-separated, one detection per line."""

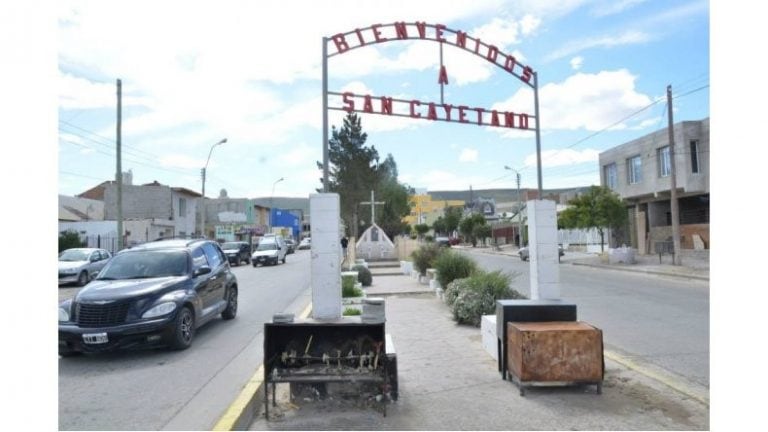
xmin=83 ymin=332 xmax=108 ymax=344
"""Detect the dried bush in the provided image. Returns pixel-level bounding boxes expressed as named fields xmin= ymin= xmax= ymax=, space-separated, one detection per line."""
xmin=435 ymin=251 xmax=478 ymax=289
xmin=411 ymin=242 xmax=444 ymax=276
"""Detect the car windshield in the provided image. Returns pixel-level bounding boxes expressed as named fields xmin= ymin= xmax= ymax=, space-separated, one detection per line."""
xmin=97 ymin=250 xmax=189 ymax=280
xmin=59 ymin=250 xmax=88 ymax=261
xmin=221 ymin=242 xmax=240 ymax=250
xmin=256 ymin=242 xmax=277 ymax=251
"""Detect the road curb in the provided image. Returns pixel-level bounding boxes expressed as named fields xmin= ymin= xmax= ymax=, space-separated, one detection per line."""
xmin=213 ymin=303 xmax=313 ymax=431
xmin=604 ymin=349 xmax=709 ymax=407
xmin=571 ymin=262 xmax=709 ymax=281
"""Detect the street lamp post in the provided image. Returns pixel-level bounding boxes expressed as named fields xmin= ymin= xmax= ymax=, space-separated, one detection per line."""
xmin=269 ymin=177 xmax=285 ymax=234
xmin=504 ymin=166 xmax=523 ymax=248
xmin=200 ymin=138 xmax=227 ymax=238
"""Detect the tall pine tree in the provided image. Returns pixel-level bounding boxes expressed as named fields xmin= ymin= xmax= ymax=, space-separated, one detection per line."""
xmin=317 ymin=113 xmax=411 ymax=240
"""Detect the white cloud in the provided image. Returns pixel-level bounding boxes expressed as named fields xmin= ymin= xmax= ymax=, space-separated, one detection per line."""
xmin=545 ymin=30 xmax=651 ymax=61
xmin=524 ymin=148 xmax=599 ymax=168
xmin=492 ymin=69 xmax=654 ymax=132
xmin=591 ymin=0 xmax=648 ymax=17
xmin=570 ymin=56 xmax=583 ymax=70
xmin=159 ymin=154 xmax=206 ymax=170
xmin=459 ymin=148 xmax=479 ymax=162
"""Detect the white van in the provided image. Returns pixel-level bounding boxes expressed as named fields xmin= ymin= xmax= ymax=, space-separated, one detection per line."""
xmin=251 ymin=235 xmax=288 ymax=266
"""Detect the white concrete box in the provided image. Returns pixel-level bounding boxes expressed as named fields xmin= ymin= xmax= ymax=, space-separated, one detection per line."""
xmin=481 ymin=314 xmax=498 ymax=361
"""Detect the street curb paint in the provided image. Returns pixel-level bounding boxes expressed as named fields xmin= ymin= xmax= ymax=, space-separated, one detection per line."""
xmin=604 ymin=349 xmax=709 ymax=407
xmin=213 ymin=303 xmax=313 ymax=431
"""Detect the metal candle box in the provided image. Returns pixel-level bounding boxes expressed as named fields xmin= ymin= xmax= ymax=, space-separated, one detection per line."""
xmin=506 ymin=321 xmax=604 ymax=395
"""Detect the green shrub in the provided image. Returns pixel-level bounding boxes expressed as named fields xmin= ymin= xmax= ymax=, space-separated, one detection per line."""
xmin=59 ymin=230 xmax=84 ymax=252
xmin=450 ymin=270 xmax=525 ymax=326
xmin=434 ymin=251 xmax=478 ymax=289
xmin=342 ymin=275 xmax=364 ymax=297
xmin=411 ymin=242 xmax=444 ymax=276
xmin=343 ymin=307 xmax=361 ymax=316
xmin=352 ymin=265 xmax=373 ymax=287
xmin=444 ymin=277 xmax=471 ymax=307
xmin=425 ymin=235 xmax=434 ymax=242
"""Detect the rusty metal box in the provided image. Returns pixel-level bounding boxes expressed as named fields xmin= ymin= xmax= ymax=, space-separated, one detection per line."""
xmin=506 ymin=321 xmax=603 ymax=395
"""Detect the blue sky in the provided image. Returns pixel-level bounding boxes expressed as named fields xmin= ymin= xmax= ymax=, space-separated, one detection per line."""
xmin=55 ymin=0 xmax=709 ymax=198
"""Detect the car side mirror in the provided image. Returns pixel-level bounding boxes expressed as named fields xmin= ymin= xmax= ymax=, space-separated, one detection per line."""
xmin=90 ymin=256 xmax=99 ymax=262
xmin=193 ymin=266 xmax=212 ymax=277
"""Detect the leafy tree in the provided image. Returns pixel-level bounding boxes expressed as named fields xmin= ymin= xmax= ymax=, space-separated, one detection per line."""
xmin=473 ymin=224 xmax=492 ymax=246
xmin=432 ymin=217 xmax=447 ymax=235
xmin=443 ymin=206 xmax=463 ymax=235
xmin=59 ymin=230 xmax=84 ymax=252
xmin=414 ymin=223 xmax=430 ymax=238
xmin=317 ymin=112 xmax=378 ymax=237
xmin=558 ymin=185 xmax=627 ymax=252
xmin=317 ymin=113 xmax=411 ymax=241
xmin=375 ymin=154 xmax=413 ymax=240
xmin=459 ymin=213 xmax=487 ymax=247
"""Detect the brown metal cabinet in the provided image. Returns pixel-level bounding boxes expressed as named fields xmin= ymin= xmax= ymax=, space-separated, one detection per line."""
xmin=506 ymin=321 xmax=604 ymax=395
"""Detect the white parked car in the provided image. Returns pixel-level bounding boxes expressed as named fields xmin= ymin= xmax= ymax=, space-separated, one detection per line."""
xmin=251 ymin=236 xmax=288 ymax=266
xmin=59 ymin=248 xmax=112 ymax=286
xmin=298 ymin=237 xmax=311 ymax=250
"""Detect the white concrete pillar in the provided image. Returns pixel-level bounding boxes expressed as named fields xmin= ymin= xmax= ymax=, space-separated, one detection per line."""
xmin=527 ymin=200 xmax=560 ymax=300
xmin=310 ymin=193 xmax=341 ymax=320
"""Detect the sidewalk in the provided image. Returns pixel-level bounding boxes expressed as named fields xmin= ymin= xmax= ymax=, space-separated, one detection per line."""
xmin=248 ymin=273 xmax=709 ymax=430
xmin=462 ymin=244 xmax=710 ymax=282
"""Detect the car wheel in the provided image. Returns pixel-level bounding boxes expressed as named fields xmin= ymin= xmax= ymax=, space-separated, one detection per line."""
xmin=59 ymin=345 xmax=81 ymax=357
xmin=168 ymin=306 xmax=195 ymax=350
xmin=77 ymin=271 xmax=89 ymax=287
xmin=252 ymin=262 xmax=257 ymax=267
xmin=222 ymin=288 xmax=238 ymax=320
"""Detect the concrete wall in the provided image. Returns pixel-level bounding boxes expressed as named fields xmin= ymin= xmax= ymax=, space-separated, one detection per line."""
xmin=103 ymin=184 xmax=198 ymax=238
xmin=599 ymin=118 xmax=709 ymax=199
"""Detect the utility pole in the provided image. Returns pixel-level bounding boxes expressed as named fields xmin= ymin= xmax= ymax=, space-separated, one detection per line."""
xmin=116 ymin=79 xmax=123 ymax=251
xmin=666 ymin=85 xmax=682 ymax=265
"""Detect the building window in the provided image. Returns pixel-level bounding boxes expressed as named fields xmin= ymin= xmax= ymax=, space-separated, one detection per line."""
xmin=627 ymin=155 xmax=642 ymax=184
xmin=604 ymin=163 xmax=618 ymax=189
xmin=690 ymin=140 xmax=700 ymax=173
xmin=658 ymin=146 xmax=671 ymax=177
xmin=178 ymin=198 xmax=186 ymax=217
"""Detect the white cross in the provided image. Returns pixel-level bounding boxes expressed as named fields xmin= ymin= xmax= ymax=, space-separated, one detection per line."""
xmin=360 ymin=190 xmax=385 ymax=224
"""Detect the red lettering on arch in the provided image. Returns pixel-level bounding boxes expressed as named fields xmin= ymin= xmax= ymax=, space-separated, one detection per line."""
xmin=473 ymin=107 xmax=485 ymax=125
xmin=458 ymin=106 xmax=469 ymax=123
xmin=394 ymin=22 xmax=408 ymax=39
xmin=491 ymin=110 xmax=500 ymax=127
xmin=354 ymin=28 xmax=366 ymax=46
xmin=342 ymin=92 xmax=355 ymax=112
xmin=443 ymin=104 xmax=453 ymax=121
xmin=435 ymin=24 xmax=446 ymax=42
xmin=331 ymin=34 xmax=349 ymax=53
xmin=363 ymin=95 xmax=374 ymax=113
xmin=504 ymin=112 xmax=515 ymax=128
xmin=438 ymin=65 xmax=449 ymax=85
xmin=381 ymin=97 xmax=393 ymax=115
xmin=504 ymin=55 xmax=517 ymax=73
xmin=519 ymin=113 xmax=530 ymax=129
xmin=372 ymin=24 xmax=387 ymax=42
xmin=455 ymin=31 xmax=467 ymax=48
xmin=410 ymin=100 xmax=421 ymax=118
xmin=415 ymin=21 xmax=427 ymax=38
xmin=522 ymin=66 xmax=534 ymax=83
xmin=486 ymin=45 xmax=499 ymax=63
xmin=427 ymin=103 xmax=438 ymax=120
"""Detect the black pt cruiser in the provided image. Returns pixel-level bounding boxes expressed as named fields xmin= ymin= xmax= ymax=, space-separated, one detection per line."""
xmin=58 ymin=239 xmax=238 ymax=356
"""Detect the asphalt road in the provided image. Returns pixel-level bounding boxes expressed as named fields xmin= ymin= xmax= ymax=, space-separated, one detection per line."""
xmin=462 ymin=250 xmax=710 ymax=390
xmin=58 ymin=250 xmax=312 ymax=431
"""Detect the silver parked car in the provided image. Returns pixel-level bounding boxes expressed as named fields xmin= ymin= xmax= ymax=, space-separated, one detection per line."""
xmin=59 ymin=248 xmax=112 ymax=286
xmin=519 ymin=245 xmax=564 ymax=262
